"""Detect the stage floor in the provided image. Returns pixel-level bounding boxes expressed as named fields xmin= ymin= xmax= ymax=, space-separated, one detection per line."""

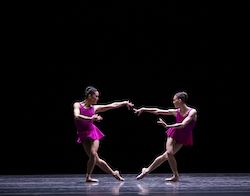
xmin=0 ymin=173 xmax=249 ymax=195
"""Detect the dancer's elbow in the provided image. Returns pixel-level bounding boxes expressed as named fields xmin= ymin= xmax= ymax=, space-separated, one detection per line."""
xmin=74 ymin=115 xmax=81 ymax=120
xmin=175 ymin=123 xmax=185 ymax=129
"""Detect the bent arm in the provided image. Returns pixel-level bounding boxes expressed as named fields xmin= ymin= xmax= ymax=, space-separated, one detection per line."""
xmin=73 ymin=103 xmax=92 ymax=121
xmin=158 ymin=110 xmax=197 ymax=129
xmin=73 ymin=103 xmax=102 ymax=121
xmin=95 ymin=100 xmax=134 ymax=113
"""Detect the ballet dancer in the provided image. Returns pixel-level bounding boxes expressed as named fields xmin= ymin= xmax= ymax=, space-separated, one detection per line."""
xmin=134 ymin=91 xmax=197 ymax=181
xmin=73 ymin=86 xmax=134 ymax=182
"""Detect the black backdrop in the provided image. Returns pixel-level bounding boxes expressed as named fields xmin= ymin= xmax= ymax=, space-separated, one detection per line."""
xmin=2 ymin=2 xmax=249 ymax=174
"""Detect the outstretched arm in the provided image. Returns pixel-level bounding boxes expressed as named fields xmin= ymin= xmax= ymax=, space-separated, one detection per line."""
xmin=94 ymin=100 xmax=134 ymax=113
xmin=73 ymin=103 xmax=103 ymax=121
xmin=134 ymin=107 xmax=177 ymax=117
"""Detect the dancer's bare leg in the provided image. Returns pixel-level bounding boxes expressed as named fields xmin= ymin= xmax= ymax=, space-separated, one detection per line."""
xmin=136 ymin=152 xmax=168 ymax=180
xmin=137 ymin=138 xmax=182 ymax=180
xmin=96 ymin=159 xmax=124 ymax=181
xmin=165 ymin=154 xmax=179 ymax=181
xmin=165 ymin=138 xmax=182 ymax=181
xmin=83 ymin=139 xmax=124 ymax=182
xmin=83 ymin=139 xmax=99 ymax=182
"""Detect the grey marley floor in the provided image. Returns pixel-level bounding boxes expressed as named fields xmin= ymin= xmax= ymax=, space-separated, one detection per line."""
xmin=0 ymin=173 xmax=250 ymax=195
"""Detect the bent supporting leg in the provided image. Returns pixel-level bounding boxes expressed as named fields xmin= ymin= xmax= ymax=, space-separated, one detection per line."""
xmin=85 ymin=140 xmax=99 ymax=182
xmin=165 ymin=153 xmax=179 ymax=181
xmin=165 ymin=138 xmax=182 ymax=181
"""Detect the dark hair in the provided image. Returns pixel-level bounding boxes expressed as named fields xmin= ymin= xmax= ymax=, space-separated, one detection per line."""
xmin=175 ymin=91 xmax=188 ymax=103
xmin=84 ymin=86 xmax=98 ymax=99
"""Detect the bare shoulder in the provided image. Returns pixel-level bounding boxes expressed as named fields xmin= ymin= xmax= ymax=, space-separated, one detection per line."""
xmin=190 ymin=108 xmax=198 ymax=120
xmin=73 ymin=102 xmax=80 ymax=108
xmin=190 ymin=108 xmax=197 ymax=114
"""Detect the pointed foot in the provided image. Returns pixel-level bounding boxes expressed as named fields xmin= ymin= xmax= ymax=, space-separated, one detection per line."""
xmin=136 ymin=168 xmax=148 ymax=180
xmin=113 ymin=170 xmax=124 ymax=181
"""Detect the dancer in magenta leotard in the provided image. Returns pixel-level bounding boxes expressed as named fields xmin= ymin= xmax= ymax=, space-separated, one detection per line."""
xmin=73 ymin=86 xmax=134 ymax=182
xmin=134 ymin=91 xmax=197 ymax=181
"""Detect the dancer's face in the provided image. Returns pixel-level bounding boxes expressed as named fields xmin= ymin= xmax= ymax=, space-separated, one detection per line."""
xmin=173 ymin=95 xmax=181 ymax=108
xmin=89 ymin=91 xmax=99 ymax=104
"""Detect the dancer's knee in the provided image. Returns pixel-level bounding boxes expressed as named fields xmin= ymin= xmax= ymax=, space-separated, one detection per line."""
xmin=90 ymin=151 xmax=98 ymax=160
xmin=162 ymin=152 xmax=169 ymax=161
xmin=166 ymin=150 xmax=174 ymax=156
xmin=162 ymin=150 xmax=173 ymax=160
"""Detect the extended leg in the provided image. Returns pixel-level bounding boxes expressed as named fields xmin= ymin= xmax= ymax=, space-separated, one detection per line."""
xmin=136 ymin=152 xmax=168 ymax=180
xmin=137 ymin=137 xmax=182 ymax=180
xmin=83 ymin=139 xmax=124 ymax=181
xmin=96 ymin=159 xmax=124 ymax=181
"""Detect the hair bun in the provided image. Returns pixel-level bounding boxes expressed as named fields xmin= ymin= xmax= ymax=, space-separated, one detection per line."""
xmin=175 ymin=91 xmax=188 ymax=103
xmin=83 ymin=86 xmax=98 ymax=99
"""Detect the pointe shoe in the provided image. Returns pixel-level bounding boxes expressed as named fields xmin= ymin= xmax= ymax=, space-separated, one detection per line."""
xmin=136 ymin=168 xmax=148 ymax=180
xmin=113 ymin=170 xmax=124 ymax=181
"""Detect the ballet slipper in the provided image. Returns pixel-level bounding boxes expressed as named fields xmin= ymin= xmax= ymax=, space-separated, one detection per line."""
xmin=136 ymin=168 xmax=148 ymax=180
xmin=86 ymin=177 xmax=99 ymax=183
xmin=165 ymin=175 xmax=179 ymax=182
xmin=86 ymin=174 xmax=99 ymax=183
xmin=113 ymin=170 xmax=124 ymax=181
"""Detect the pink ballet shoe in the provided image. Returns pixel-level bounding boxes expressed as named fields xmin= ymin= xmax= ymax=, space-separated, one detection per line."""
xmin=165 ymin=175 xmax=179 ymax=182
xmin=113 ymin=170 xmax=124 ymax=181
xmin=136 ymin=168 xmax=148 ymax=180
xmin=86 ymin=174 xmax=99 ymax=183
xmin=86 ymin=177 xmax=99 ymax=183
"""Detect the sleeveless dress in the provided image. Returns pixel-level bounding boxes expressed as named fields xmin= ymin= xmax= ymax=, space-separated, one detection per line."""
xmin=165 ymin=108 xmax=196 ymax=146
xmin=74 ymin=103 xmax=105 ymax=144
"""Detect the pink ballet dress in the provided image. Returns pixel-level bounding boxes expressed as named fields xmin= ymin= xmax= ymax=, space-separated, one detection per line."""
xmin=166 ymin=108 xmax=196 ymax=146
xmin=74 ymin=103 xmax=105 ymax=144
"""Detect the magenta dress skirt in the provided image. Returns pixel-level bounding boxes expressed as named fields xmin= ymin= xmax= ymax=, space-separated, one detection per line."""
xmin=76 ymin=125 xmax=105 ymax=143
xmin=165 ymin=108 xmax=196 ymax=146
xmin=74 ymin=103 xmax=105 ymax=144
xmin=166 ymin=127 xmax=193 ymax=146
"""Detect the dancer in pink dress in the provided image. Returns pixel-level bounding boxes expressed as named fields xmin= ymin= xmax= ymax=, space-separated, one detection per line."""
xmin=73 ymin=86 xmax=134 ymax=182
xmin=134 ymin=92 xmax=197 ymax=181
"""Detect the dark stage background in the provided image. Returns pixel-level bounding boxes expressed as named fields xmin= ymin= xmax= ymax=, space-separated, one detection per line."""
xmin=2 ymin=2 xmax=249 ymax=174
